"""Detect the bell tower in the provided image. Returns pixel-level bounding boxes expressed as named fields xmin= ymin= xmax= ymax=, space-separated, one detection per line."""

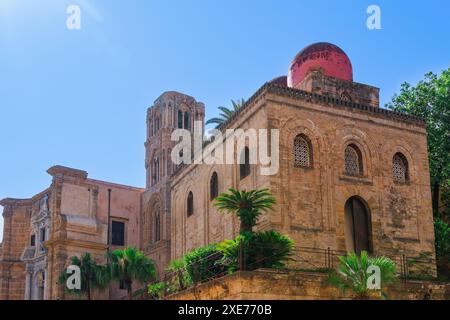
xmin=141 ymin=91 xmax=204 ymax=275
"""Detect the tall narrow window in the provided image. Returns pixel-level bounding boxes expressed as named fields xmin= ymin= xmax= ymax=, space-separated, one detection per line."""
xmin=187 ymin=191 xmax=194 ymax=217
xmin=111 ymin=221 xmax=125 ymax=246
xmin=393 ymin=153 xmax=409 ymax=183
xmin=40 ymin=228 xmax=46 ymax=242
xmin=154 ymin=209 xmax=161 ymax=242
xmin=178 ymin=110 xmax=183 ymax=129
xmin=30 ymin=234 xmax=36 ymax=247
xmin=240 ymin=147 xmax=250 ymax=180
xmin=154 ymin=117 xmax=160 ymax=134
xmin=184 ymin=112 xmax=190 ymax=129
xmin=39 ymin=228 xmax=46 ymax=252
xmin=210 ymin=172 xmax=219 ymax=200
xmin=167 ymin=149 xmax=172 ymax=176
xmin=345 ymin=144 xmax=363 ymax=176
xmin=294 ymin=134 xmax=312 ymax=168
xmin=152 ymin=158 xmax=159 ymax=185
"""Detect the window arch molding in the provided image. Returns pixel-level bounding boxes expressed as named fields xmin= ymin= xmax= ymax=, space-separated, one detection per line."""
xmin=386 ymin=144 xmax=415 ymax=184
xmin=281 ymin=121 xmax=322 ymax=176
xmin=344 ymin=143 xmax=364 ymax=176
xmin=338 ymin=135 xmax=374 ymax=180
xmin=143 ymin=194 xmax=163 ymax=246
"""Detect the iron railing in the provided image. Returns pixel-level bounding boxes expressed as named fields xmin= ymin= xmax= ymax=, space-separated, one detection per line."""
xmin=133 ymin=246 xmax=437 ymax=300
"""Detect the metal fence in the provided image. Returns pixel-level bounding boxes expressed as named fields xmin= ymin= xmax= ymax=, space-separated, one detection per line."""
xmin=135 ymin=246 xmax=437 ymax=300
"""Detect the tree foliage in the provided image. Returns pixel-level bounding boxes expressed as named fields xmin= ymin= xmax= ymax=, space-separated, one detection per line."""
xmin=214 ymin=188 xmax=276 ymax=233
xmin=108 ymin=247 xmax=156 ymax=300
xmin=434 ymin=219 xmax=450 ymax=279
xmin=58 ymin=253 xmax=110 ymax=300
xmin=217 ymin=230 xmax=294 ymax=271
xmin=205 ymin=98 xmax=246 ymax=128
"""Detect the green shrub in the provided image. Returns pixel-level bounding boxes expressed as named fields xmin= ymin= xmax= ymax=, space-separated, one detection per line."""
xmin=218 ymin=230 xmax=294 ymax=271
xmin=183 ymin=244 xmax=226 ymax=283
xmin=166 ymin=258 xmax=191 ymax=291
xmin=147 ymin=282 xmax=166 ymax=300
xmin=327 ymin=251 xmax=397 ymax=299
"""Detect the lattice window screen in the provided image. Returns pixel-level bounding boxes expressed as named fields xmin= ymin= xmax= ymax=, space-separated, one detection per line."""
xmin=294 ymin=135 xmax=311 ymax=168
xmin=393 ymin=154 xmax=407 ymax=183
xmin=345 ymin=146 xmax=360 ymax=176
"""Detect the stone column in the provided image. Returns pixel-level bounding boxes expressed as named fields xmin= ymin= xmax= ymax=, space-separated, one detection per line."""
xmin=24 ymin=266 xmax=33 ymax=300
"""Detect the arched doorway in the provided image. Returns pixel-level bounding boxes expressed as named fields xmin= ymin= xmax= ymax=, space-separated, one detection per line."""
xmin=344 ymin=196 xmax=372 ymax=254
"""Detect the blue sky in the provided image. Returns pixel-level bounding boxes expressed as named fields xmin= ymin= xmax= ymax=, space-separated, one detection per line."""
xmin=0 ymin=0 xmax=449 ymax=242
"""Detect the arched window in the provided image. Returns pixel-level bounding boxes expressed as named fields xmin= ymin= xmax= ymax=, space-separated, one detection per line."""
xmin=154 ymin=208 xmax=161 ymax=242
xmin=345 ymin=144 xmax=363 ymax=176
xmin=187 ymin=191 xmax=194 ymax=217
xmin=240 ymin=147 xmax=250 ymax=180
xmin=184 ymin=112 xmax=190 ymax=129
xmin=210 ymin=172 xmax=219 ymax=200
xmin=178 ymin=110 xmax=183 ymax=129
xmin=393 ymin=153 xmax=409 ymax=183
xmin=294 ymin=134 xmax=312 ymax=168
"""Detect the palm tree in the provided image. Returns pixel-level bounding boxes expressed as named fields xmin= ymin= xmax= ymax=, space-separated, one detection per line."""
xmin=205 ymin=98 xmax=246 ymax=128
xmin=59 ymin=253 xmax=110 ymax=300
xmin=108 ymin=247 xmax=156 ymax=300
xmin=214 ymin=188 xmax=276 ymax=233
xmin=328 ymin=251 xmax=397 ymax=299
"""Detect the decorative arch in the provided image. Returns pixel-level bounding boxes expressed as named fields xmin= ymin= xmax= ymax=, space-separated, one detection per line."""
xmin=380 ymin=141 xmax=416 ymax=184
xmin=336 ymin=126 xmax=378 ymax=180
xmin=344 ymin=144 xmax=363 ymax=176
xmin=142 ymin=193 xmax=164 ymax=246
xmin=280 ymin=118 xmax=323 ymax=173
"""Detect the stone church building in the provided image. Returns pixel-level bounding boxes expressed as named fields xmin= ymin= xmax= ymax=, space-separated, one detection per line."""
xmin=0 ymin=43 xmax=437 ymax=300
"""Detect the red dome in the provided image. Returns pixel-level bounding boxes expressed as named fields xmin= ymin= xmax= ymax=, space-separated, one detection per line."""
xmin=288 ymin=42 xmax=353 ymax=88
